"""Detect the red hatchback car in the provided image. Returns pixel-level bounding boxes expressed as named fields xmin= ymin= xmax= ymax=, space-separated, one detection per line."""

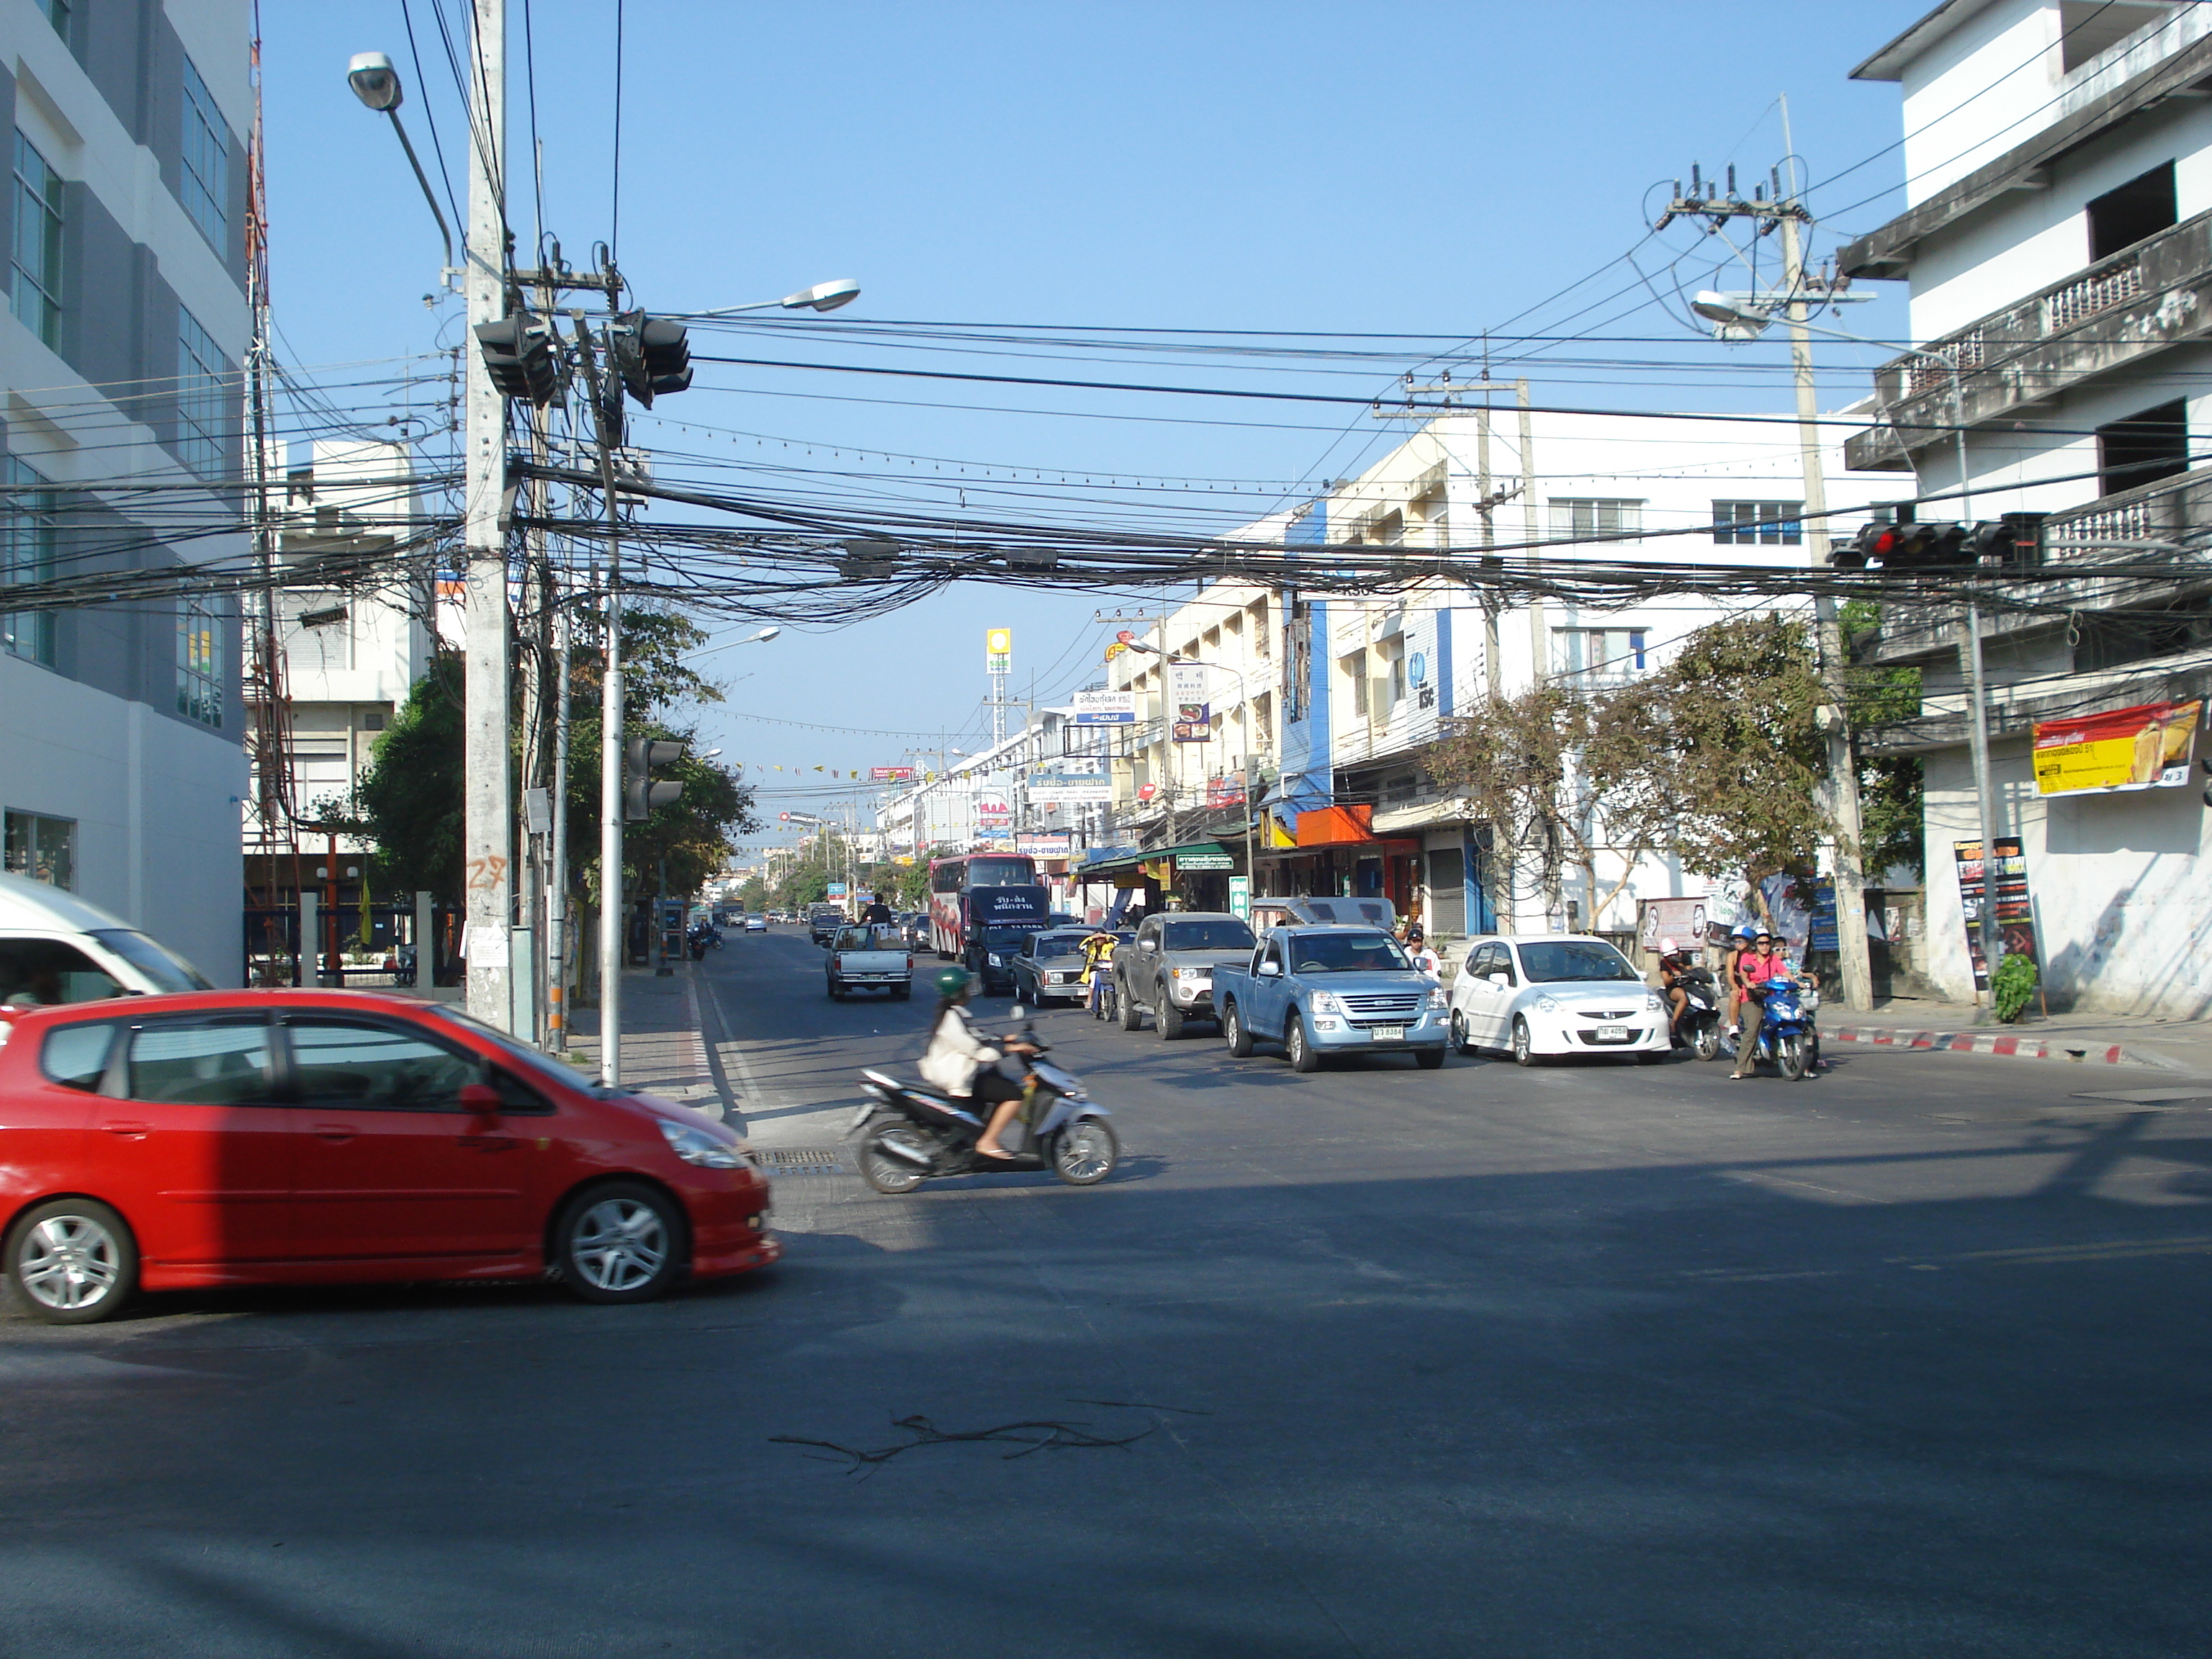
xmin=0 ymin=989 xmax=778 ymax=1323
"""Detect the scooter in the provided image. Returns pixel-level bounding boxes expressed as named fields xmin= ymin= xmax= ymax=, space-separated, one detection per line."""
xmin=848 ymin=1004 xmax=1119 ymax=1192
xmin=1744 ymin=975 xmax=1819 ymax=1081
xmin=1671 ymin=966 xmax=1725 ymax=1061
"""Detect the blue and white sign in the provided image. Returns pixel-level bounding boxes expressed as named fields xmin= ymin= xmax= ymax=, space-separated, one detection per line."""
xmin=1408 ymin=652 xmax=1427 ymax=687
xmin=1071 ymin=689 xmax=1136 ymax=725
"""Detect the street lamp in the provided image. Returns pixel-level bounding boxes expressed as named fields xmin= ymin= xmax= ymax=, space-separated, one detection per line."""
xmin=1695 ymin=290 xmax=2004 ymax=1006
xmin=688 ymin=279 xmax=862 ymax=320
xmin=346 ymin=52 xmax=455 ymax=285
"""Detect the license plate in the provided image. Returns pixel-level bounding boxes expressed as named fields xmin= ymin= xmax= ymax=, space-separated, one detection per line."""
xmin=1370 ymin=1025 xmax=1406 ymax=1042
xmin=1597 ymin=1025 xmax=1629 ymax=1042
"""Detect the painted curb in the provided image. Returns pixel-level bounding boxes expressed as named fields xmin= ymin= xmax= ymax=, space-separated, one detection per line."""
xmin=1825 ymin=1025 xmax=2192 ymax=1073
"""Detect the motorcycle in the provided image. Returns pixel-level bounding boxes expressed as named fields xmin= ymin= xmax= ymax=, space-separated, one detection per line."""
xmin=848 ymin=1004 xmax=1119 ymax=1192
xmin=1671 ymin=965 xmax=1725 ymax=1061
xmin=685 ymin=923 xmax=722 ymax=961
xmin=1743 ymin=974 xmax=1820 ymax=1081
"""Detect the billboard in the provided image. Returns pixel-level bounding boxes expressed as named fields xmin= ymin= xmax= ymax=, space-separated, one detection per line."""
xmin=1016 ymin=832 xmax=1073 ymax=857
xmin=1170 ymin=662 xmax=1210 ymax=742
xmin=869 ymin=766 xmax=917 ymax=782
xmin=2032 ymin=698 xmax=2201 ymax=796
xmin=1952 ymin=836 xmax=2038 ymax=989
xmin=976 ymin=796 xmax=1012 ymax=827
xmin=1071 ymin=689 xmax=1136 ymax=724
xmin=1035 ymin=768 xmax=1112 ymax=804
xmin=986 ymin=627 xmax=1012 ymax=675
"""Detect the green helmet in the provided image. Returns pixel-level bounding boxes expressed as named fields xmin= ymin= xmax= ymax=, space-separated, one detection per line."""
xmin=935 ymin=968 xmax=974 ymax=999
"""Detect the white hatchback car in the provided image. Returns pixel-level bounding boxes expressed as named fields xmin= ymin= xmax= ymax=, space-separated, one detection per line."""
xmin=1447 ymin=934 xmax=1669 ymax=1066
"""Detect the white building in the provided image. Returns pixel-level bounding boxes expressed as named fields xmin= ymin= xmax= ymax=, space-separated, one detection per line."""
xmin=1840 ymin=0 xmax=2212 ymax=1015
xmin=252 ymin=439 xmax=431 ymax=849
xmin=1259 ymin=403 xmax=1892 ymax=943
xmin=0 ymin=1 xmax=253 ymax=985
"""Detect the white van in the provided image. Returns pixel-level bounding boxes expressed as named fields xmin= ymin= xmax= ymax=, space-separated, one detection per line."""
xmin=0 ymin=873 xmax=214 ymax=1004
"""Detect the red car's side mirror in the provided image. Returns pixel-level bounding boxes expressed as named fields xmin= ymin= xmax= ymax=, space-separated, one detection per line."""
xmin=459 ymin=1082 xmax=501 ymax=1114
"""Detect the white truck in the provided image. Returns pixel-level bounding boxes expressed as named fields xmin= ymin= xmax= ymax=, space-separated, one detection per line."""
xmin=827 ymin=923 xmax=914 ymax=1002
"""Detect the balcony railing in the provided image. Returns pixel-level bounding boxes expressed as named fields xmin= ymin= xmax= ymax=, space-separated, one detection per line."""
xmin=1845 ymin=210 xmax=2212 ymax=472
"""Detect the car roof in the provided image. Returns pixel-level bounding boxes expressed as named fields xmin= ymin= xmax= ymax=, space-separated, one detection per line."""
xmin=1 ymin=987 xmax=456 ymax=1031
xmin=1153 ymin=912 xmax=1246 ymax=924
xmin=1473 ymin=933 xmax=1621 ymax=948
xmin=1277 ymin=922 xmax=1395 ymax=935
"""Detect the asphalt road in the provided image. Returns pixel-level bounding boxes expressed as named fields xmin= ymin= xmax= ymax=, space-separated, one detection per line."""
xmin=4 ymin=925 xmax=2209 ymax=1658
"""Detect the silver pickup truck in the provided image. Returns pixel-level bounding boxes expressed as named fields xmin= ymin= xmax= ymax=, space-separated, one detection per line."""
xmin=827 ymin=924 xmax=913 ymax=1002
xmin=1112 ymin=911 xmax=1259 ymax=1039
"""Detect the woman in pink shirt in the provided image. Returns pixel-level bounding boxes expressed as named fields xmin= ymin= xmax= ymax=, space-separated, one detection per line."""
xmin=1728 ymin=931 xmax=1785 ymax=1079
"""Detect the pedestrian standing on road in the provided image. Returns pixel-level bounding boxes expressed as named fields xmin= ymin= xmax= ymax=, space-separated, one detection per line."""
xmin=1729 ymin=931 xmax=1784 ymax=1079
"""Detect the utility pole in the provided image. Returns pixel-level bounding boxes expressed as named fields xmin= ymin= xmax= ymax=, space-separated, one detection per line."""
xmin=572 ymin=319 xmax=629 ymax=1086
xmin=1656 ymin=145 xmax=1876 ymax=1010
xmin=460 ymin=0 xmax=512 ymax=1028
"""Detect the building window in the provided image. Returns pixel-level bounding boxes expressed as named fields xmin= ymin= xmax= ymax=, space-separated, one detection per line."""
xmin=40 ymin=1 xmax=68 ymax=38
xmin=177 ymin=598 xmax=223 ymax=727
xmin=2095 ymin=399 xmax=2188 ymax=497
xmin=12 ymin=132 xmax=63 ymax=349
xmin=180 ymin=53 xmax=229 ymax=248
xmin=1554 ymin=628 xmax=1647 ymax=685
xmin=1548 ymin=498 xmax=1642 ymax=541
xmin=1712 ymin=500 xmax=1803 ymax=545
xmin=2 ymin=455 xmax=57 ymax=665
xmin=177 ymin=305 xmax=230 ymax=480
xmin=4 ymin=809 xmax=75 ymax=889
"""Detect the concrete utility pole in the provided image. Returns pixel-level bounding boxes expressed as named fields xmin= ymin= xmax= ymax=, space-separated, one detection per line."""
xmin=461 ymin=0 xmax=512 ymax=1027
xmin=570 ymin=321 xmax=629 ymax=1087
xmin=1777 ymin=205 xmax=1877 ymax=1015
xmin=1658 ymin=143 xmax=1876 ymax=1010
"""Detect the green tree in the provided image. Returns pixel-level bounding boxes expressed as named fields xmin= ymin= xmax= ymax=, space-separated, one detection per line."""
xmin=1840 ymin=600 xmax=1925 ymax=879
xmin=347 ymin=652 xmax=465 ymax=904
xmin=1643 ymin=613 xmax=1831 ymax=889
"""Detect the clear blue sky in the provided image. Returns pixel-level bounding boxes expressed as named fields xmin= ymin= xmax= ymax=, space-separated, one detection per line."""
xmin=262 ymin=0 xmax=1930 ymax=845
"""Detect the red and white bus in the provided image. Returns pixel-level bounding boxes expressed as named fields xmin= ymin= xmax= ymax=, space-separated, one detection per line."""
xmin=928 ymin=852 xmax=1038 ymax=958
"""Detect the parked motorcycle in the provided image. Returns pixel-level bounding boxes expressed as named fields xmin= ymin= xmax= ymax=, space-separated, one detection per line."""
xmin=1671 ymin=965 xmax=1725 ymax=1061
xmin=1744 ymin=974 xmax=1819 ymax=1081
xmin=685 ymin=922 xmax=721 ymax=961
xmin=848 ymin=1004 xmax=1119 ymax=1192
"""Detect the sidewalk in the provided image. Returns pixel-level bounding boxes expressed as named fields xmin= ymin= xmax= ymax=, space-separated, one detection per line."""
xmin=562 ymin=967 xmax=734 ymax=1118
xmin=1820 ymin=996 xmax=2212 ymax=1078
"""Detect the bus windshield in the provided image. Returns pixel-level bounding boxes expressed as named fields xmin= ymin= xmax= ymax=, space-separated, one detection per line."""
xmin=966 ymin=856 xmax=1033 ymax=886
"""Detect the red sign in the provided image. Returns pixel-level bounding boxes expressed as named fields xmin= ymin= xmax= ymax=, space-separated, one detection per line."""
xmin=1208 ymin=775 xmax=1246 ymax=809
xmin=868 ymin=766 xmax=917 ymax=781
xmin=1117 ymin=629 xmax=1135 ymax=644
xmin=1136 ymin=783 xmax=1157 ymax=802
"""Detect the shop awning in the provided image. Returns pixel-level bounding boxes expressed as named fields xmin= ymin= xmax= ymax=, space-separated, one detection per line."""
xmin=1076 ymin=840 xmax=1238 ymax=877
xmin=1256 ymin=804 xmax=1419 ymax=859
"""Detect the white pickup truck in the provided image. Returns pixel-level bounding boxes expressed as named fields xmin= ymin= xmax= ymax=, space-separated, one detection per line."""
xmin=827 ymin=923 xmax=914 ymax=1002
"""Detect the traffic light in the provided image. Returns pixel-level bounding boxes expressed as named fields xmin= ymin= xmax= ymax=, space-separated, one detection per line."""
xmin=1834 ymin=520 xmax=1897 ymax=569
xmin=624 ymin=737 xmax=685 ymax=822
xmin=1887 ymin=520 xmax=1969 ymax=567
xmin=608 ymin=311 xmax=693 ymax=408
xmin=1964 ymin=512 xmax=2047 ymax=567
xmin=473 ymin=311 xmax=561 ymax=405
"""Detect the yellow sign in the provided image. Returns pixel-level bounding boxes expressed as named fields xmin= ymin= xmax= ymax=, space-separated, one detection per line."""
xmin=1105 ymin=641 xmax=1128 ymax=661
xmin=2032 ymin=698 xmax=2202 ymax=796
xmin=986 ymin=627 xmax=1012 ymax=655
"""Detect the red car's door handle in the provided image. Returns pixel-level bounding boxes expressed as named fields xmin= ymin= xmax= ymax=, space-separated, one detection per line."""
xmin=310 ymin=1124 xmax=356 ymax=1143
xmin=100 ymin=1120 xmax=150 ymax=1138
xmin=457 ymin=1134 xmax=517 ymax=1151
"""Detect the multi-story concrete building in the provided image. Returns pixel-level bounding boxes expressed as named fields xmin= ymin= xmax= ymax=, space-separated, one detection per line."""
xmin=1841 ymin=0 xmax=2212 ymax=1015
xmin=0 ymin=1 xmax=251 ymax=982
xmin=247 ymin=439 xmax=431 ymax=864
xmin=1262 ymin=404 xmax=1890 ymax=942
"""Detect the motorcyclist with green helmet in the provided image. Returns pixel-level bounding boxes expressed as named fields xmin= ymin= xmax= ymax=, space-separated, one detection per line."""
xmin=917 ymin=968 xmax=1036 ymax=1159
